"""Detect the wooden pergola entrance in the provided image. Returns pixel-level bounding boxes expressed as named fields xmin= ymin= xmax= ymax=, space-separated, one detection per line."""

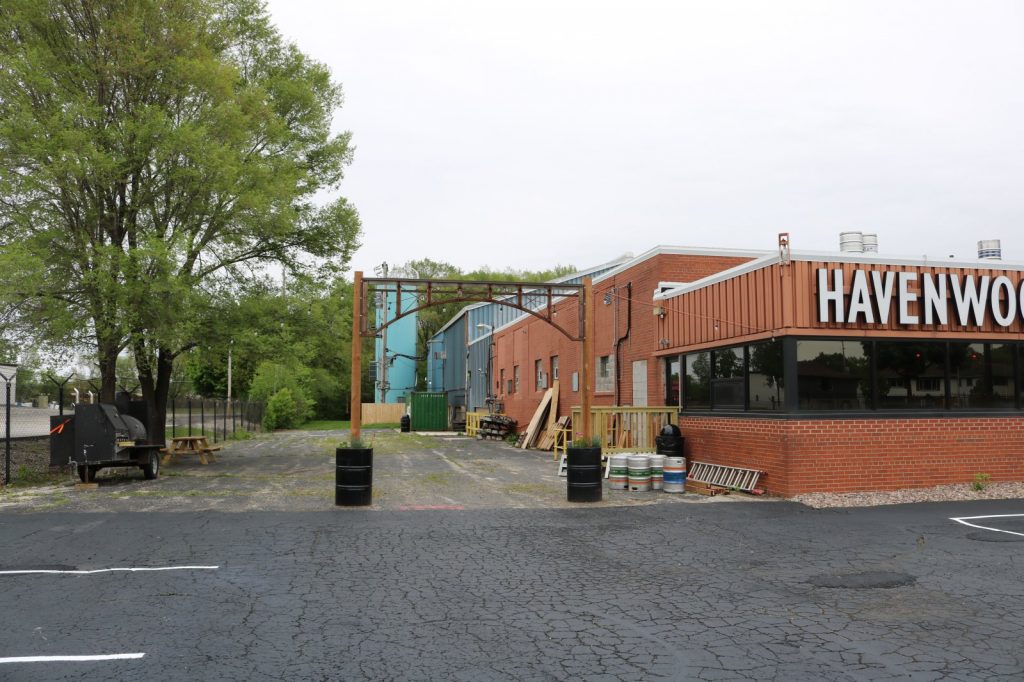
xmin=349 ymin=272 xmax=595 ymax=441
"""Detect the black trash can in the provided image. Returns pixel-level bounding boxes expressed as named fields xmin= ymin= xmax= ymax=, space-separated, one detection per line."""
xmin=566 ymin=446 xmax=603 ymax=502
xmin=400 ymin=414 xmax=411 ymax=433
xmin=336 ymin=447 xmax=373 ymax=506
xmin=655 ymin=423 xmax=684 ymax=457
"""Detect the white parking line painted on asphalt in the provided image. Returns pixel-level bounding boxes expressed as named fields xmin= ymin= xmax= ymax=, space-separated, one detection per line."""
xmin=0 ymin=565 xmax=219 ymax=576
xmin=951 ymin=514 xmax=1024 ymax=538
xmin=0 ymin=653 xmax=145 ymax=663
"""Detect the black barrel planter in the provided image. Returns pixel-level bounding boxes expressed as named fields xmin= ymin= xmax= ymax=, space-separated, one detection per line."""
xmin=336 ymin=447 xmax=373 ymax=506
xmin=655 ymin=423 xmax=684 ymax=458
xmin=566 ymin=446 xmax=603 ymax=503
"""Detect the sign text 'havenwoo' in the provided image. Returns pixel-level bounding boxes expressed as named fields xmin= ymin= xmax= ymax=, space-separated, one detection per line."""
xmin=816 ymin=268 xmax=1024 ymax=327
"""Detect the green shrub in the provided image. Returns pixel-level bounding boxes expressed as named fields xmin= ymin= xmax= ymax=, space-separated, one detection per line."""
xmin=264 ymin=388 xmax=301 ymax=430
xmin=250 ymin=361 xmax=313 ymax=426
xmin=971 ymin=473 xmax=991 ymax=492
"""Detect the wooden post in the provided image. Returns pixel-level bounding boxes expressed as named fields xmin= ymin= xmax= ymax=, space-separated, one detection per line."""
xmin=580 ymin=277 xmax=594 ymax=441
xmin=350 ymin=271 xmax=363 ymax=441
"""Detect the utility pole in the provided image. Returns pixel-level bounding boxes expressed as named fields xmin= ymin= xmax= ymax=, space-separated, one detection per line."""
xmin=0 ymin=365 xmax=16 ymax=486
xmin=226 ymin=342 xmax=233 ymax=416
xmin=375 ymin=262 xmax=389 ymax=403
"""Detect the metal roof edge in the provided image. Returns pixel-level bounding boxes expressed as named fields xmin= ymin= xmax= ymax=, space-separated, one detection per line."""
xmin=593 ymin=245 xmax=773 ymax=284
xmin=653 ymin=249 xmax=1024 ymax=302
xmin=788 ymin=250 xmax=1024 ymax=270
xmin=654 ymin=254 xmax=782 ymax=301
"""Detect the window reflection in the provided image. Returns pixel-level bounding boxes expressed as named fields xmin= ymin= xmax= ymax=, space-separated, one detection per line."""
xmin=711 ymin=347 xmax=744 ymax=409
xmin=665 ymin=356 xmax=680 ymax=406
xmin=874 ymin=341 xmax=947 ymax=409
xmin=684 ymin=351 xmax=710 ymax=409
xmin=748 ymin=339 xmax=784 ymax=411
xmin=797 ymin=340 xmax=870 ymax=410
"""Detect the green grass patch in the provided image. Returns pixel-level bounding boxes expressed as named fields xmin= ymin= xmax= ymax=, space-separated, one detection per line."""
xmin=421 ymin=471 xmax=455 ymax=485
xmin=113 ymin=489 xmax=249 ymax=499
xmin=503 ymin=483 xmax=556 ymax=495
xmin=286 ymin=489 xmax=332 ymax=498
xmin=7 ymin=466 xmax=66 ymax=488
xmin=299 ymin=420 xmax=401 ymax=431
xmin=35 ymin=493 xmax=71 ymax=510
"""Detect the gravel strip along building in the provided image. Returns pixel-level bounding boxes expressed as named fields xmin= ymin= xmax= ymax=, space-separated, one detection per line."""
xmin=486 ymin=235 xmax=1024 ymax=496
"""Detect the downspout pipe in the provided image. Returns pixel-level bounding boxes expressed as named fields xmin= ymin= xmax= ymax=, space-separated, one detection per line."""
xmin=614 ymin=282 xmax=632 ymax=404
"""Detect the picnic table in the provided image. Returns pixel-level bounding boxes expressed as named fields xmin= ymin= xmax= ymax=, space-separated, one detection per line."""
xmin=161 ymin=435 xmax=222 ymax=465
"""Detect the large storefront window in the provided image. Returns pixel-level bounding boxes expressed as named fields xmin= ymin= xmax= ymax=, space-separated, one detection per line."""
xmin=748 ymin=339 xmax=784 ymax=410
xmin=665 ymin=356 xmax=680 ymax=406
xmin=875 ymin=341 xmax=947 ymax=409
xmin=683 ymin=351 xmax=711 ymax=409
xmin=949 ymin=343 xmax=1015 ymax=408
xmin=711 ymin=346 xmax=744 ymax=409
xmin=797 ymin=340 xmax=870 ymax=410
xmin=679 ymin=338 xmax=1021 ymax=413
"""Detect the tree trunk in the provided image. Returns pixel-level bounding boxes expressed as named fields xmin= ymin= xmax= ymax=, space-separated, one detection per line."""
xmin=96 ymin=338 xmax=119 ymax=403
xmin=136 ymin=344 xmax=178 ymax=446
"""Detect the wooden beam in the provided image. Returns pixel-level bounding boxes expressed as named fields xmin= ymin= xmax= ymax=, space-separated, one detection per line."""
xmin=580 ymin=276 xmax=594 ymax=441
xmin=350 ymin=271 xmax=363 ymax=441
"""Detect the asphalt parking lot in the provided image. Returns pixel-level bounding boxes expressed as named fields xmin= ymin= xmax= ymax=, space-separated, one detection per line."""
xmin=0 ymin=430 xmax=1021 ymax=680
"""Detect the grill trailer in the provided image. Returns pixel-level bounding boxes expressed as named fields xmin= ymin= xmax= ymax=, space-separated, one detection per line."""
xmin=50 ymin=394 xmax=163 ymax=483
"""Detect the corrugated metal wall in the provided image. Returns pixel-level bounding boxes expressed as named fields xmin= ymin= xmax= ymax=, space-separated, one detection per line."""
xmin=442 ymin=315 xmax=467 ymax=410
xmin=659 ymin=259 xmax=1024 ymax=354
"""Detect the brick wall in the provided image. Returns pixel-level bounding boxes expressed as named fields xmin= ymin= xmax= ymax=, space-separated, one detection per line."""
xmin=492 ymin=253 xmax=752 ymax=431
xmin=680 ymin=415 xmax=1024 ymax=496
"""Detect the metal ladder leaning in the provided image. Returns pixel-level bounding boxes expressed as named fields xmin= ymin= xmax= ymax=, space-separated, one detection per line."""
xmin=687 ymin=461 xmax=762 ymax=492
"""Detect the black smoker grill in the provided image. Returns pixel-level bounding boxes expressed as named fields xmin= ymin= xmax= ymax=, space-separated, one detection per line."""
xmin=50 ymin=394 xmax=164 ymax=483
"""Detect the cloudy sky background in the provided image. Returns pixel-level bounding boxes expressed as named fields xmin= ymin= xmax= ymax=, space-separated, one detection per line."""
xmin=265 ymin=0 xmax=1024 ymax=274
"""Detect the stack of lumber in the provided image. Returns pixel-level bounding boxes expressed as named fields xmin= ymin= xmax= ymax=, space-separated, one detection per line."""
xmin=535 ymin=416 xmax=571 ymax=451
xmin=520 ymin=381 xmax=559 ymax=449
xmin=477 ymin=414 xmax=517 ymax=440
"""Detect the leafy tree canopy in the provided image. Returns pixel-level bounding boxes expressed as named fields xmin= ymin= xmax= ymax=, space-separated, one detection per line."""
xmin=0 ymin=0 xmax=360 ymax=439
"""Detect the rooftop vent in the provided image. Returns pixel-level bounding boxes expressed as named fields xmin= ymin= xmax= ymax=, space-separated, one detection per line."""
xmin=978 ymin=239 xmax=1002 ymax=260
xmin=839 ymin=231 xmax=864 ymax=253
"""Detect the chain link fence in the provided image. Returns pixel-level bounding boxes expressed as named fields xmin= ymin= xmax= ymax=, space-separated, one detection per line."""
xmin=167 ymin=398 xmax=265 ymax=443
xmin=0 ymin=397 xmax=265 ymax=486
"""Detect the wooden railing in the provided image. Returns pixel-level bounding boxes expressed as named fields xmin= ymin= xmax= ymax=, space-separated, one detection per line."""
xmin=569 ymin=406 xmax=678 ymax=453
xmin=465 ymin=410 xmax=488 ymax=437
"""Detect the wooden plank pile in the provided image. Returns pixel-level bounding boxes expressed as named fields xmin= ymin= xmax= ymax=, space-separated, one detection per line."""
xmin=536 ymin=416 xmax=570 ymax=451
xmin=519 ymin=380 xmax=559 ymax=450
xmin=476 ymin=414 xmax=517 ymax=440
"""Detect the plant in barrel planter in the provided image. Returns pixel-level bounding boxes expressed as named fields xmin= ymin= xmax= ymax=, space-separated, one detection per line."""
xmin=336 ymin=438 xmax=373 ymax=506
xmin=566 ymin=435 xmax=603 ymax=503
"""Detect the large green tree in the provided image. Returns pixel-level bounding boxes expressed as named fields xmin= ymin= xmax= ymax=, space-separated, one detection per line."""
xmin=0 ymin=0 xmax=360 ymax=440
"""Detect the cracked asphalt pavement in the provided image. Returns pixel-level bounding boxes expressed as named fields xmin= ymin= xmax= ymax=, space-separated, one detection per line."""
xmin=0 ymin=429 xmax=1022 ymax=680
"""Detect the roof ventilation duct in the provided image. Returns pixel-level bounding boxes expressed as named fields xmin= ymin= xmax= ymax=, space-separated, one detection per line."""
xmin=977 ymin=239 xmax=1002 ymax=260
xmin=839 ymin=231 xmax=864 ymax=253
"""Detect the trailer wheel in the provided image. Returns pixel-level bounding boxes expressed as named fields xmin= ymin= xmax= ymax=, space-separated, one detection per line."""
xmin=142 ymin=451 xmax=160 ymax=480
xmin=77 ymin=465 xmax=101 ymax=483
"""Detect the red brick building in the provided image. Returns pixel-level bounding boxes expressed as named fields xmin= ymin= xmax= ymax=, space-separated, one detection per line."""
xmin=491 ymin=246 xmax=763 ymax=430
xmin=492 ymin=242 xmax=1024 ymax=497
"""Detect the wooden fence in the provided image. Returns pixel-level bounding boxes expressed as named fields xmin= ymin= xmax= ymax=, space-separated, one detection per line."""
xmin=569 ymin=406 xmax=677 ymax=453
xmin=361 ymin=403 xmax=406 ymax=425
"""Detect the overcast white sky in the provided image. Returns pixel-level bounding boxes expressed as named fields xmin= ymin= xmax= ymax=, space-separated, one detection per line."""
xmin=265 ymin=0 xmax=1024 ymax=274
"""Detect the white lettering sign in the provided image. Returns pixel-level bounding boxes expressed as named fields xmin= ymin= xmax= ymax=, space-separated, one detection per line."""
xmin=816 ymin=268 xmax=1023 ymax=328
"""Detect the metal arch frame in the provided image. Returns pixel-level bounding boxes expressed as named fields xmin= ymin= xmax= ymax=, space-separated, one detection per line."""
xmin=350 ymin=272 xmax=595 ymax=443
xmin=359 ymin=277 xmax=586 ymax=342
